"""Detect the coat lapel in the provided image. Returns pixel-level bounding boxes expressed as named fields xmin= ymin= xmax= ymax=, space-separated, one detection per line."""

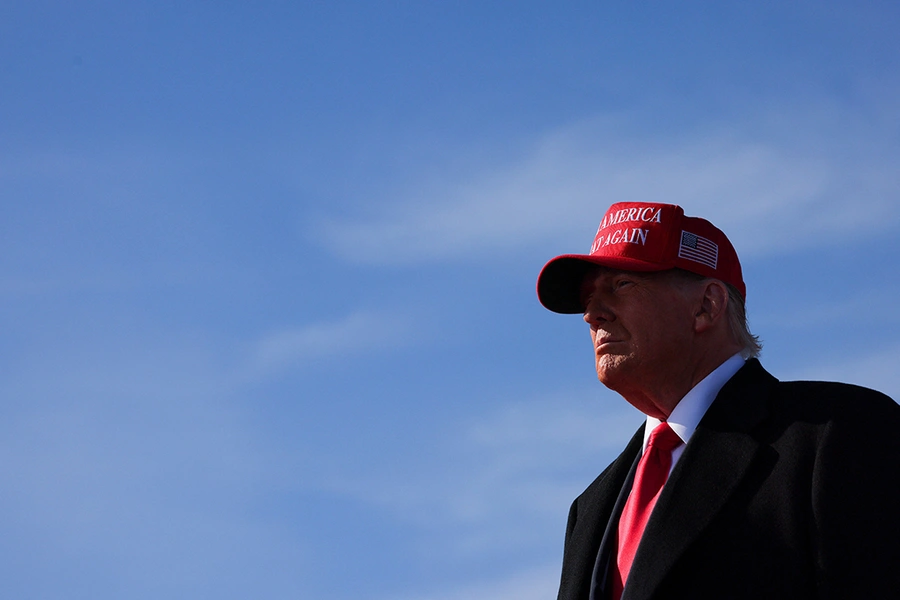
xmin=589 ymin=446 xmax=641 ymax=600
xmin=621 ymin=360 xmax=777 ymax=600
xmin=559 ymin=427 xmax=644 ymax=600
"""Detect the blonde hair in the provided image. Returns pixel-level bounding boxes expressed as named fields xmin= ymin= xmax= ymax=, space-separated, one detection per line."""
xmin=725 ymin=283 xmax=762 ymax=358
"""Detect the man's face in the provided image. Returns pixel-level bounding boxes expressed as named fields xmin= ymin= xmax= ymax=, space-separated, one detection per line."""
xmin=579 ymin=267 xmax=701 ymax=412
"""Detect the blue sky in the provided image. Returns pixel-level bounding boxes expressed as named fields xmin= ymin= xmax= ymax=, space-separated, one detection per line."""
xmin=2 ymin=2 xmax=899 ymax=598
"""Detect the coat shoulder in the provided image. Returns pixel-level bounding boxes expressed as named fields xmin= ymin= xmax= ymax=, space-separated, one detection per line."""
xmin=767 ymin=377 xmax=900 ymax=429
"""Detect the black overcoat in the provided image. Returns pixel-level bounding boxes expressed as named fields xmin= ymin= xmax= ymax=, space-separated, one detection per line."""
xmin=557 ymin=359 xmax=900 ymax=600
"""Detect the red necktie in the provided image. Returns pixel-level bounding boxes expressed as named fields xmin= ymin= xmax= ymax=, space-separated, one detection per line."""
xmin=610 ymin=421 xmax=682 ymax=599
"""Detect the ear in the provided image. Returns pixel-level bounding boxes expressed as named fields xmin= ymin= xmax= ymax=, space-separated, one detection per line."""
xmin=693 ymin=280 xmax=729 ymax=334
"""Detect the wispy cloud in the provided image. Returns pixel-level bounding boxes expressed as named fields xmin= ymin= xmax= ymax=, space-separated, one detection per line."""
xmin=315 ymin=101 xmax=900 ymax=265
xmin=246 ymin=310 xmax=417 ymax=376
xmin=0 ymin=337 xmax=313 ymax=598
xmin=321 ymin=388 xmax=641 ymax=555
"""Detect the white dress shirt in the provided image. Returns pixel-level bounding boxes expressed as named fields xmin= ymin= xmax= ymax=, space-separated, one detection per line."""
xmin=642 ymin=353 xmax=746 ymax=474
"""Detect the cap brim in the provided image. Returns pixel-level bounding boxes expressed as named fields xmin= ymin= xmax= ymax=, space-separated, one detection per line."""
xmin=536 ymin=254 xmax=670 ymax=314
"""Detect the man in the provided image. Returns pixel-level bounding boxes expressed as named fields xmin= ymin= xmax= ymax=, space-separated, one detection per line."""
xmin=536 ymin=202 xmax=900 ymax=600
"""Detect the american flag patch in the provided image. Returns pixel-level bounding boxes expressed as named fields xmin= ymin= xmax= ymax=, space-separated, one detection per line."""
xmin=679 ymin=231 xmax=718 ymax=269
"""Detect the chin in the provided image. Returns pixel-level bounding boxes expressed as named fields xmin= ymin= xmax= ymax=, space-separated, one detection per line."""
xmin=595 ymin=367 xmax=622 ymax=389
xmin=595 ymin=357 xmax=634 ymax=391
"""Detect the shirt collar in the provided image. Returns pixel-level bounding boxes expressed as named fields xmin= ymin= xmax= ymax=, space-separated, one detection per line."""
xmin=644 ymin=353 xmax=745 ymax=448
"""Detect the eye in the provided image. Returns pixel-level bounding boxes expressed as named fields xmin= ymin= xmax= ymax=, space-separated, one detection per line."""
xmin=579 ymin=289 xmax=593 ymax=308
xmin=578 ymin=278 xmax=596 ymax=307
xmin=613 ymin=277 xmax=633 ymax=291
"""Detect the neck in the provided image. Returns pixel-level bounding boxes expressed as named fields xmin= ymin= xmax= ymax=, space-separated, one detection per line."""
xmin=619 ymin=344 xmax=742 ymax=419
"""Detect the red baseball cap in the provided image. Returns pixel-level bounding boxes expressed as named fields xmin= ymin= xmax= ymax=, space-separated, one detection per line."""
xmin=537 ymin=202 xmax=745 ymax=314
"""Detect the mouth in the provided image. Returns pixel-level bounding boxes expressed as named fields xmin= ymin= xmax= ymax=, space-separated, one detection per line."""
xmin=595 ymin=338 xmax=622 ymax=353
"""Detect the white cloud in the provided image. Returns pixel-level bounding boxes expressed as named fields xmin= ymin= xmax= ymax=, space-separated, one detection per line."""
xmin=0 ymin=344 xmax=314 ymax=598
xmin=315 ymin=103 xmax=900 ymax=265
xmin=465 ymin=397 xmax=641 ymax=479
xmin=247 ymin=310 xmax=416 ymax=376
xmin=321 ymin=388 xmax=641 ymax=555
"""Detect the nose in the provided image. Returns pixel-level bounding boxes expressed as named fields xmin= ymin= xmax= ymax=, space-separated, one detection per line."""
xmin=583 ymin=294 xmax=615 ymax=327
